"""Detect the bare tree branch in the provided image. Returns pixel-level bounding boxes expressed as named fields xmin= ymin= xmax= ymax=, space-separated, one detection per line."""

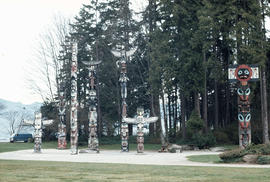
xmin=26 ymin=14 xmax=71 ymax=103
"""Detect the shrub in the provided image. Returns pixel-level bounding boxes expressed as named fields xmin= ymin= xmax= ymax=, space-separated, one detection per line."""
xmin=219 ymin=144 xmax=270 ymax=163
xmin=191 ymin=133 xmax=216 ymax=149
xmin=185 ymin=110 xmax=216 ymax=149
xmin=186 ymin=111 xmax=204 ymax=133
xmin=257 ymin=156 xmax=270 ymax=164
xmin=244 ymin=144 xmax=270 ymax=155
xmin=219 ymin=148 xmax=247 ymax=163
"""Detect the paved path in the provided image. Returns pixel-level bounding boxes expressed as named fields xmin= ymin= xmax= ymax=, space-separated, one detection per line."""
xmin=0 ymin=149 xmax=270 ymax=168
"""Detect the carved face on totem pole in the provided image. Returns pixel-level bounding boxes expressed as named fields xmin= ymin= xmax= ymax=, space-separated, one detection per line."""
xmin=89 ymin=90 xmax=96 ymax=103
xmin=237 ymin=85 xmax=250 ymax=102
xmin=137 ymin=107 xmax=144 ymax=116
xmin=121 ymin=123 xmax=129 ymax=148
xmin=34 ymin=114 xmax=42 ymax=138
xmin=121 ymin=61 xmax=127 ymax=74
xmin=235 ymin=65 xmax=252 ymax=83
xmin=238 ymin=111 xmax=251 ymax=129
xmin=72 ymin=62 xmax=77 ymax=72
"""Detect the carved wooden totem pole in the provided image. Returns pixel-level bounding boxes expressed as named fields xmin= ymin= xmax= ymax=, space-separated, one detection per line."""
xmin=228 ymin=64 xmax=259 ymax=148
xmin=82 ymin=60 xmax=101 ymax=153
xmin=23 ymin=112 xmax=54 ymax=153
xmin=57 ymin=78 xmax=67 ymax=149
xmin=70 ymin=40 xmax=79 ymax=155
xmin=111 ymin=49 xmax=135 ymax=152
xmin=124 ymin=107 xmax=158 ymax=153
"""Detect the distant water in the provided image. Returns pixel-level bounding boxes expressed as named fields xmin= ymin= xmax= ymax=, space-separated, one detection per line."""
xmin=0 ymin=138 xmax=9 ymax=142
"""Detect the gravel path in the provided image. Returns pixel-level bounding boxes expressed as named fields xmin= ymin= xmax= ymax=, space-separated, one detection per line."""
xmin=0 ymin=149 xmax=270 ymax=168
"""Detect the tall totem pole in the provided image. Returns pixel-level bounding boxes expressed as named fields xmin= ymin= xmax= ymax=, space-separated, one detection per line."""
xmin=111 ymin=49 xmax=135 ymax=152
xmin=57 ymin=76 xmax=67 ymax=149
xmin=124 ymin=107 xmax=158 ymax=153
xmin=228 ymin=64 xmax=259 ymax=148
xmin=82 ymin=60 xmax=101 ymax=153
xmin=70 ymin=39 xmax=79 ymax=155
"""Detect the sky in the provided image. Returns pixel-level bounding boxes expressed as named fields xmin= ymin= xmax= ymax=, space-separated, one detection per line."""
xmin=0 ymin=1 xmax=268 ymax=105
xmin=0 ymin=0 xmax=147 ymax=105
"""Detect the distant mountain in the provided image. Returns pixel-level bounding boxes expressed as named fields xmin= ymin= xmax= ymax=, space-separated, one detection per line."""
xmin=0 ymin=99 xmax=42 ymax=142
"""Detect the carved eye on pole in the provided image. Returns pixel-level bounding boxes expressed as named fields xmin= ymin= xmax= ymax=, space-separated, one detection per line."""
xmin=245 ymin=88 xmax=250 ymax=96
xmin=238 ymin=113 xmax=244 ymax=122
xmin=237 ymin=88 xmax=244 ymax=95
xmin=246 ymin=113 xmax=251 ymax=122
xmin=238 ymin=70 xmax=243 ymax=76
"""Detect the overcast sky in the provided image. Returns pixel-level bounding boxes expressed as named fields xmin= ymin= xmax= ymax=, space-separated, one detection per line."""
xmin=0 ymin=0 xmax=146 ymax=105
xmin=0 ymin=1 xmax=268 ymax=105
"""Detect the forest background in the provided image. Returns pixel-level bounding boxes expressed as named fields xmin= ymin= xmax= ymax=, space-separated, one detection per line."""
xmin=31 ymin=0 xmax=270 ymax=148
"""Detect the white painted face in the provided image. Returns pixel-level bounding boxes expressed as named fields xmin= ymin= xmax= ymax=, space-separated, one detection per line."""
xmin=137 ymin=107 xmax=144 ymax=116
xmin=34 ymin=113 xmax=42 ymax=129
xmin=138 ymin=123 xmax=144 ymax=130
xmin=34 ymin=119 xmax=42 ymax=129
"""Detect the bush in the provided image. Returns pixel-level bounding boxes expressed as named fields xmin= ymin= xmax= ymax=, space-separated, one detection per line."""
xmin=185 ymin=110 xmax=216 ymax=149
xmin=257 ymin=156 xmax=270 ymax=164
xmin=191 ymin=133 xmax=216 ymax=149
xmin=186 ymin=111 xmax=204 ymax=133
xmin=219 ymin=144 xmax=270 ymax=163
xmin=244 ymin=144 xmax=270 ymax=155
xmin=219 ymin=148 xmax=247 ymax=163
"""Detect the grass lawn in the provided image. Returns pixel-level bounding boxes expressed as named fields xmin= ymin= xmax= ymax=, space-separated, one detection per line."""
xmin=0 ymin=142 xmax=161 ymax=153
xmin=0 ymin=142 xmax=60 ymax=153
xmin=187 ymin=154 xmax=222 ymax=163
xmin=1 ymin=143 xmax=270 ymax=181
xmin=0 ymin=159 xmax=270 ymax=182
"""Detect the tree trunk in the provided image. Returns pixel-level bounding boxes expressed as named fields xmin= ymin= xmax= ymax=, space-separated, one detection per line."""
xmin=149 ymin=94 xmax=155 ymax=136
xmin=168 ymin=95 xmax=172 ymax=137
xmin=173 ymin=89 xmax=177 ymax=136
xmin=180 ymin=93 xmax=186 ymax=139
xmin=261 ymin=67 xmax=269 ymax=144
xmin=194 ymin=92 xmax=201 ymax=117
xmin=154 ymin=94 xmax=163 ymax=144
xmin=214 ymin=80 xmax=219 ymax=129
xmin=203 ymin=51 xmax=208 ymax=132
xmin=225 ymin=80 xmax=231 ymax=126
xmin=161 ymin=91 xmax=168 ymax=141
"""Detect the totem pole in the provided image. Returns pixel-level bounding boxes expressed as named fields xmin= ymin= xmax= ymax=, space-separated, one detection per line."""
xmin=70 ymin=39 xmax=79 ymax=155
xmin=57 ymin=79 xmax=67 ymax=149
xmin=228 ymin=64 xmax=259 ymax=148
xmin=111 ymin=49 xmax=135 ymax=152
xmin=123 ymin=107 xmax=158 ymax=153
xmin=23 ymin=112 xmax=54 ymax=153
xmin=82 ymin=60 xmax=101 ymax=153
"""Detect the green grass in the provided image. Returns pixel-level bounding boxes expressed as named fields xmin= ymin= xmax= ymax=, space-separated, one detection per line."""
xmin=0 ymin=159 xmax=270 ymax=182
xmin=1 ymin=143 xmax=270 ymax=181
xmin=219 ymin=145 xmax=239 ymax=151
xmin=0 ymin=142 xmax=161 ymax=153
xmin=0 ymin=141 xmax=60 ymax=153
xmin=187 ymin=154 xmax=222 ymax=163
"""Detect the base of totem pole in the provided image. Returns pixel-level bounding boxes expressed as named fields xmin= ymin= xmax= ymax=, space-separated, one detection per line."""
xmin=120 ymin=150 xmax=129 ymax=153
xmin=135 ymin=152 xmax=146 ymax=155
xmin=79 ymin=148 xmax=100 ymax=154
xmin=33 ymin=151 xmax=42 ymax=154
xmin=57 ymin=147 xmax=68 ymax=150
